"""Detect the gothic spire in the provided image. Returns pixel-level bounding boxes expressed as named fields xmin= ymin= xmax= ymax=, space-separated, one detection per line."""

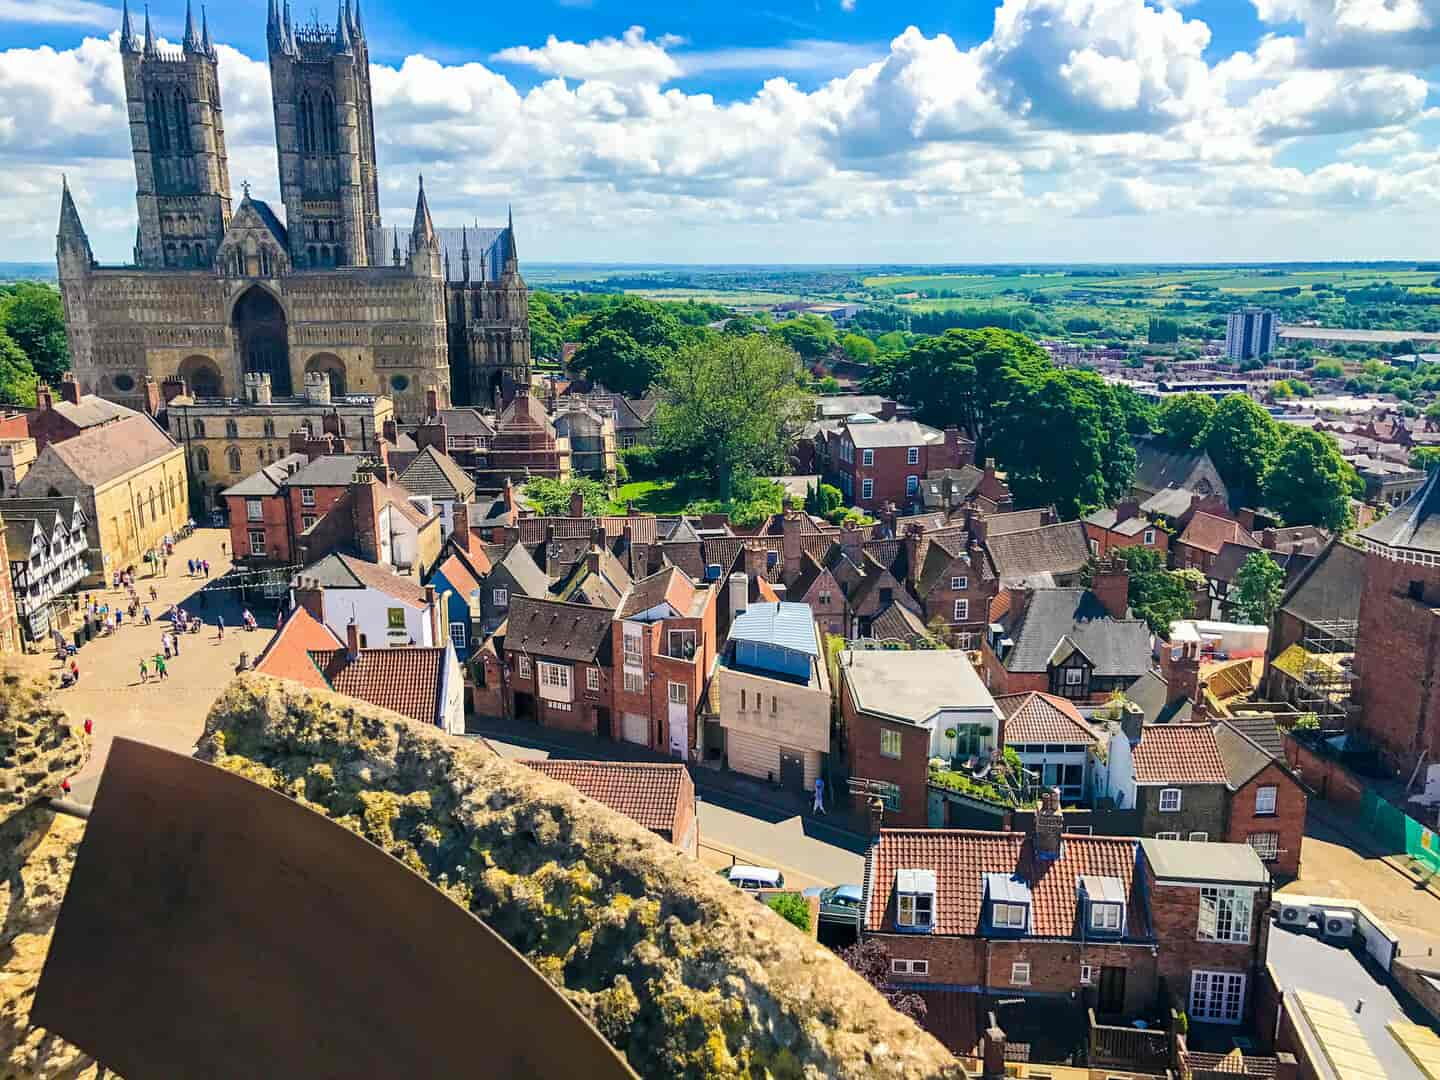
xmin=120 ymin=0 xmax=137 ymax=54
xmin=267 ymin=0 xmax=280 ymax=50
xmin=443 ymin=246 xmax=451 ymax=281
xmin=201 ymin=5 xmax=213 ymax=56
xmin=392 ymin=228 xmax=401 ymax=267
xmin=504 ymin=205 xmax=518 ymax=270
xmin=183 ymin=0 xmax=201 ymax=52
xmin=460 ymin=225 xmax=470 ymax=283
xmin=351 ymin=0 xmax=364 ymax=39
xmin=334 ymin=0 xmax=352 ymax=53
xmin=57 ymin=177 xmax=94 ymax=264
xmin=411 ymin=174 xmax=435 ymax=245
xmin=282 ymin=0 xmax=296 ymax=55
xmin=143 ymin=4 xmax=157 ymax=56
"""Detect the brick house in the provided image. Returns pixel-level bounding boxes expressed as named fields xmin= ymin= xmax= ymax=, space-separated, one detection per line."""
xmin=1352 ymin=470 xmax=1440 ymax=772
xmin=907 ymin=529 xmax=998 ymax=649
xmin=862 ymin=804 xmax=1273 ymax=1055
xmin=1105 ymin=721 xmax=1230 ymax=841
xmin=983 ymin=519 xmax=1092 ymax=588
xmin=839 ymin=650 xmax=1002 ymax=827
xmin=484 ymin=595 xmax=614 ymax=737
xmin=1173 ymin=511 xmax=1258 ymax=574
xmin=223 ymin=451 xmax=309 ymax=563
xmin=523 ymin=760 xmax=697 ymax=856
xmin=25 ymin=375 xmax=140 ymax=451
xmin=611 ymin=566 xmax=718 ymax=759
xmin=1082 ymin=500 xmax=1169 ymax=561
xmin=825 ymin=416 xmax=971 ymax=514
xmin=476 ymin=540 xmax=549 ymax=635
xmin=291 ymin=553 xmax=447 ymax=649
xmin=1215 ymin=721 xmax=1308 ymax=880
xmin=981 ymin=574 xmax=1151 ymax=703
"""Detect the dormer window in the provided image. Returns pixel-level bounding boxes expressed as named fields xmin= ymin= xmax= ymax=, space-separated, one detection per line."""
xmin=895 ymin=869 xmax=935 ymax=931
xmin=983 ymin=872 xmax=1032 ymax=934
xmin=1079 ymin=874 xmax=1127 ymax=937
xmin=992 ymin=902 xmax=1027 ymax=929
xmin=1090 ymin=903 xmax=1123 ymax=932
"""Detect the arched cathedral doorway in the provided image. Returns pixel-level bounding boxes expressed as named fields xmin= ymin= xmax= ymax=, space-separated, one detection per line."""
xmin=305 ymin=353 xmax=348 ymax=398
xmin=179 ymin=355 xmax=224 ymax=398
xmin=233 ymin=286 xmax=291 ymax=397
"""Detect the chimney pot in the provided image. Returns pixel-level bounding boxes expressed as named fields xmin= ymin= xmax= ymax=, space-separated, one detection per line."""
xmin=346 ymin=621 xmax=360 ymax=659
xmin=59 ymin=373 xmax=81 ymax=406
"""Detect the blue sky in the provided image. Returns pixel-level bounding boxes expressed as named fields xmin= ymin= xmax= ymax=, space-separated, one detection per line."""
xmin=2 ymin=0 xmax=1439 ymax=264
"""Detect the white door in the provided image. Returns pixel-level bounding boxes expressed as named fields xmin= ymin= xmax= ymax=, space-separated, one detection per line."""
xmin=668 ymin=682 xmax=688 ymax=759
xmin=1189 ymin=971 xmax=1246 ymax=1024
xmin=622 ymin=712 xmax=649 ymax=746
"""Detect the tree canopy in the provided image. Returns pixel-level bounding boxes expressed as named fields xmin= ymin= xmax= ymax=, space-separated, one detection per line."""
xmin=1263 ymin=428 xmax=1362 ymax=531
xmin=653 ymin=334 xmax=813 ymax=501
xmin=520 ymin=477 xmax=614 ymax=516
xmin=0 ymin=283 xmax=67 ymax=388
xmin=0 ymin=328 xmax=38 ymax=407
xmin=1155 ymin=393 xmax=1217 ymax=448
xmin=1232 ymin=552 xmax=1286 ymax=625
xmin=1203 ymin=395 xmax=1284 ymax=506
xmin=770 ymin=316 xmax=835 ymax=361
xmin=841 ymin=333 xmax=877 ymax=363
xmin=1093 ymin=546 xmax=1199 ymax=634
xmin=570 ymin=297 xmax=691 ymax=396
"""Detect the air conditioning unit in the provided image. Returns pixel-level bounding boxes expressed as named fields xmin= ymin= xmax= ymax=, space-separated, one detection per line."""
xmin=1277 ymin=902 xmax=1312 ymax=927
xmin=1321 ymin=909 xmax=1356 ymax=941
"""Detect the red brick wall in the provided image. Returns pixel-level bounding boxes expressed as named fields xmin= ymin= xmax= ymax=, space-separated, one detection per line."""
xmin=226 ymin=492 xmax=291 ymax=563
xmin=286 ymin=483 xmax=350 ymax=556
xmin=670 ymin=768 xmax=698 ymax=856
xmin=842 ymin=676 xmax=930 ymax=827
xmin=1084 ymin=521 xmax=1170 ymax=561
xmin=1281 ymin=731 xmax=1365 ymax=805
xmin=1145 ymin=864 xmax=1270 ymax=1018
xmin=920 ymin=566 xmax=997 ymax=647
xmin=795 ymin=570 xmax=847 ymax=639
xmin=839 ymin=433 xmax=967 ymax=513
xmin=607 ymin=590 xmax=718 ymax=757
xmin=1227 ymin=765 xmax=1307 ymax=880
xmin=1354 ymin=551 xmax=1440 ymax=772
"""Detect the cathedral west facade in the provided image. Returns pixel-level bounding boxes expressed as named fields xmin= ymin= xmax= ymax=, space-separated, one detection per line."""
xmin=56 ymin=0 xmax=531 ymax=421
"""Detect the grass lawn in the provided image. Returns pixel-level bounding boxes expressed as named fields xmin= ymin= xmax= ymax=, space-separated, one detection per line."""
xmin=615 ymin=478 xmax=697 ymax=514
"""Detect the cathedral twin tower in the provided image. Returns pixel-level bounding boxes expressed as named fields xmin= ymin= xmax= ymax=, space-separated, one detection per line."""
xmin=57 ymin=0 xmax=530 ymax=420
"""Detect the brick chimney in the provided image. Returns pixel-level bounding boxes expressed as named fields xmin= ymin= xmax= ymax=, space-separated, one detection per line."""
xmin=1091 ymin=557 xmax=1130 ymax=620
xmin=743 ymin=541 xmax=768 ymax=581
xmin=382 ymin=417 xmax=399 ymax=445
xmin=1261 ymin=527 xmax=1278 ymax=550
xmin=161 ymin=375 xmax=187 ymax=405
xmin=586 ymin=547 xmax=602 ymax=576
xmin=453 ymin=501 xmax=473 ymax=555
xmin=903 ymin=523 xmax=925 ymax=588
xmin=323 ymin=410 xmax=341 ymax=437
xmin=1114 ymin=499 xmax=1140 ymax=524
xmin=503 ymin=476 xmax=515 ymax=516
xmin=867 ymin=795 xmax=886 ymax=836
xmin=964 ymin=507 xmax=989 ymax=546
xmin=570 ymin=487 xmax=585 ymax=518
xmin=1120 ymin=700 xmax=1144 ymax=743
xmin=293 ymin=576 xmax=324 ymax=622
xmin=839 ymin=519 xmax=863 ymax=561
xmin=981 ymin=1017 xmax=1007 ymax=1080
xmin=1161 ymin=638 xmax=1204 ymax=709
xmin=345 ymin=620 xmax=360 ymax=660
xmin=782 ymin=510 xmax=805 ymax=581
xmin=879 ymin=398 xmax=897 ymax=420
xmin=59 ymin=372 xmax=81 ymax=406
xmin=350 ymin=471 xmax=382 ymax=562
xmin=424 ymin=584 xmax=440 ymax=645
xmin=141 ymin=376 xmax=161 ymax=417
xmin=1034 ymin=787 xmax=1064 ymax=859
xmin=943 ymin=426 xmax=969 ymax=468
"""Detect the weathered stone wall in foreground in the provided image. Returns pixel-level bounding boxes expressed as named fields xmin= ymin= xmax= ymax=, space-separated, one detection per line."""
xmin=1 ymin=667 xmax=965 ymax=1079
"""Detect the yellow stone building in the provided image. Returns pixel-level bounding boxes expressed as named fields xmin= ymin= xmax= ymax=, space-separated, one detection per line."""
xmin=15 ymin=414 xmax=188 ymax=583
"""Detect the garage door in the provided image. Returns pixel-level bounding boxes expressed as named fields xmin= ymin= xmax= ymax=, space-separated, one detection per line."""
xmin=622 ymin=712 xmax=649 ymax=746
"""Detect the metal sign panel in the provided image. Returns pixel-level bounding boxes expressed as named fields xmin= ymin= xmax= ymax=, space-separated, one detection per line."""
xmin=33 ymin=738 xmax=637 ymax=1079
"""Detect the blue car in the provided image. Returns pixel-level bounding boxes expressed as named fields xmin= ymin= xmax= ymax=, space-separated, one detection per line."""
xmin=801 ymin=884 xmax=863 ymax=925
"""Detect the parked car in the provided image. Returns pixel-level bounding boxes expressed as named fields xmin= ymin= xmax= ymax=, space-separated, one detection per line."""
xmin=720 ymin=865 xmax=785 ymax=892
xmin=802 ymin=884 xmax=863 ymax=925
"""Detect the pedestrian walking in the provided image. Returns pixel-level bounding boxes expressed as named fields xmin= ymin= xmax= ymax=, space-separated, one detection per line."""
xmin=203 ymin=559 xmax=210 ymax=578
xmin=187 ymin=558 xmax=195 ymax=576
xmin=153 ymin=654 xmax=168 ymax=680
xmin=216 ymin=615 xmax=225 ymax=641
xmin=138 ymin=657 xmax=148 ymax=683
xmin=143 ymin=605 xmax=152 ymax=626
xmin=69 ymin=658 xmax=79 ymax=684
xmin=150 ymin=585 xmax=158 ymax=601
xmin=812 ymin=776 xmax=827 ymax=816
xmin=172 ymin=627 xmax=180 ymax=655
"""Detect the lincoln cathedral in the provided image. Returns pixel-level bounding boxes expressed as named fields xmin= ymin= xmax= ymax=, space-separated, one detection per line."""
xmin=56 ymin=0 xmax=531 ymax=420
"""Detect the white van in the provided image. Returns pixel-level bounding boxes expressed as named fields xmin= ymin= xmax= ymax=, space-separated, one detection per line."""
xmin=725 ymin=865 xmax=785 ymax=892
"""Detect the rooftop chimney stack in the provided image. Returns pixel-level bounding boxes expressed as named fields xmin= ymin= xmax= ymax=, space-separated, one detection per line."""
xmin=59 ymin=373 xmax=81 ymax=406
xmin=346 ymin=621 xmax=360 ymax=660
xmin=1034 ymin=787 xmax=1064 ymax=859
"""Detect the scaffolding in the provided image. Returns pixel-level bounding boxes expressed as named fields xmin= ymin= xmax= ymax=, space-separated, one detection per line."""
xmin=1292 ymin=617 xmax=1358 ymax=733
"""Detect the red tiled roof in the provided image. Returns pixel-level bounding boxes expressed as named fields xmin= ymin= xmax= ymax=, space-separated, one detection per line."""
xmin=1131 ymin=723 xmax=1229 ymax=785
xmin=997 ymin=692 xmax=1098 ymax=746
xmin=434 ymin=552 xmax=483 ymax=599
xmin=866 ymin=830 xmax=1142 ymax=936
xmin=1178 ymin=511 xmax=1259 ymax=556
xmin=307 ymin=647 xmax=446 ymax=725
xmin=522 ymin=760 xmax=686 ymax=834
xmin=253 ymin=607 xmax=342 ymax=688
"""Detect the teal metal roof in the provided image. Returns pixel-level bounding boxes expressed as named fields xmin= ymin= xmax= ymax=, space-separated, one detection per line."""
xmin=728 ymin=602 xmax=819 ymax=657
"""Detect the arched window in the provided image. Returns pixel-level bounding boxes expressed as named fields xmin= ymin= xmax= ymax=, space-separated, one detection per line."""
xmin=226 ymin=447 xmax=242 ymax=473
xmin=192 ymin=418 xmax=206 ymax=438
xmin=149 ymin=488 xmax=158 ymax=521
xmin=263 ymin=418 xmax=276 ymax=437
xmin=148 ymin=91 xmax=169 ymax=152
xmin=299 ymin=93 xmax=316 ymax=154
xmin=194 ymin=446 xmax=210 ymax=472
xmin=181 ymin=242 xmax=191 ymax=263
xmin=225 ymin=419 xmax=238 ymax=438
xmin=321 ymin=92 xmax=337 ymax=153
xmin=173 ymin=91 xmax=191 ymax=152
xmin=259 ymin=248 xmax=272 ymax=277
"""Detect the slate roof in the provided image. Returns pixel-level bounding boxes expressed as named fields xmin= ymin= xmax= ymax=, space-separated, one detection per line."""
xmin=295 ymin=553 xmax=430 ymax=607
xmin=1131 ymin=723 xmax=1228 ymax=785
xmin=435 ymin=408 xmax=496 ymax=437
xmin=728 ymin=602 xmax=820 ymax=656
xmin=997 ymin=692 xmax=1098 ymax=746
xmin=397 ymin=446 xmax=476 ymax=501
xmin=522 ymin=761 xmax=686 ymax=834
xmin=986 ymin=510 xmax=1055 ymax=537
xmin=1140 ymin=487 xmax=1199 ymax=519
xmin=1224 ymin=714 xmax=1285 ymax=759
xmin=283 ymin=454 xmax=370 ymax=488
xmin=865 ymin=830 xmax=1144 ymax=937
xmin=555 ymin=547 xmax=634 ymax=609
xmin=494 ymin=541 xmax=550 ymax=599
xmin=221 ymin=452 xmax=311 ymax=498
xmin=1133 ymin=436 xmax=1216 ymax=494
xmin=503 ymin=595 xmax=614 ymax=663
xmin=1083 ymin=507 xmax=1151 ymax=537
xmin=845 ymin=418 xmax=946 ymax=449
xmin=1177 ymin=512 xmax=1259 ymax=556
xmin=1214 ymin=721 xmax=1281 ymax=788
xmin=36 ymin=415 xmax=178 ymax=489
xmin=1358 ymin=467 xmax=1440 ymax=553
xmin=245 ymin=197 xmax=289 ymax=247
xmin=253 ymin=606 xmax=344 ymax=686
xmin=867 ymin=601 xmax=932 ymax=643
xmin=308 ymin=647 xmax=446 ymax=725
xmin=46 ymin=395 xmax=139 ymax=429
xmin=1278 ymin=537 xmax=1365 ymax=628
xmin=985 ymin=523 xmax=1091 ymax=583
xmin=1123 ymin=670 xmax=1192 ymax=724
xmin=1002 ymin=589 xmax=1151 ymax=677
xmin=920 ymin=466 xmax=984 ymax=510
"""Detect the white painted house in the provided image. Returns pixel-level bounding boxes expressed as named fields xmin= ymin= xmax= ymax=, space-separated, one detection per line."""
xmin=292 ymin=552 xmax=449 ymax=650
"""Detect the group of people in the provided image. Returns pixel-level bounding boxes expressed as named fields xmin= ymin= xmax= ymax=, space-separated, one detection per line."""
xmin=187 ymin=558 xmax=211 ymax=578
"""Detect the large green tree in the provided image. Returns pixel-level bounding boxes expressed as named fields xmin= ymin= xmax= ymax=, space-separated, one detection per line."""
xmin=864 ymin=327 xmax=1049 ymax=456
xmin=1156 ymin=393 xmax=1217 ymax=448
xmin=771 ymin=317 xmax=835 ymax=361
xmin=654 ymin=335 xmax=813 ymax=501
xmin=1264 ymin=428 xmax=1362 ymax=531
xmin=841 ymin=333 xmax=877 ymax=363
xmin=1203 ymin=394 xmax=1283 ymax=505
xmin=527 ymin=291 xmax=565 ymax=361
xmin=1232 ymin=552 xmax=1286 ymax=625
xmin=1095 ymin=546 xmax=1198 ymax=634
xmin=571 ymin=297 xmax=688 ymax=396
xmin=0 ymin=283 xmax=67 ymax=387
xmin=0 ymin=328 xmax=39 ymax=407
